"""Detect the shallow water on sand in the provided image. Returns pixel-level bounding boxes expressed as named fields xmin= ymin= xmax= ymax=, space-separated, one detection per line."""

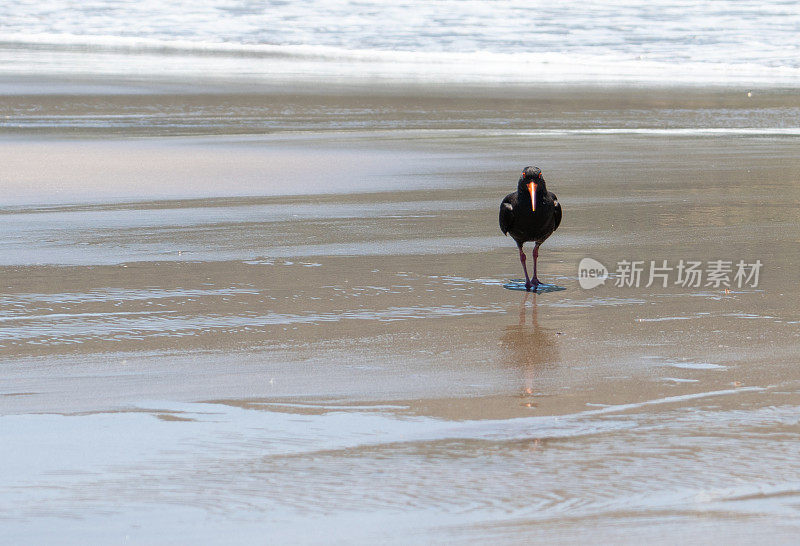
xmin=503 ymin=280 xmax=566 ymax=293
xmin=2 ymin=109 xmax=800 ymax=542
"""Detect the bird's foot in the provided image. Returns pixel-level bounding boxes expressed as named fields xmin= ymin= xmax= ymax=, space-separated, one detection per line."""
xmin=526 ymin=278 xmax=541 ymax=291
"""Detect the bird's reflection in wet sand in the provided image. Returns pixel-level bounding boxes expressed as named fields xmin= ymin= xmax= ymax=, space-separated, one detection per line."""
xmin=501 ymin=292 xmax=560 ymax=398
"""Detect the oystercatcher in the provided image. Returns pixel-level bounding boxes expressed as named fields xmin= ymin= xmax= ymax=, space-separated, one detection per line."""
xmin=499 ymin=166 xmax=562 ymax=290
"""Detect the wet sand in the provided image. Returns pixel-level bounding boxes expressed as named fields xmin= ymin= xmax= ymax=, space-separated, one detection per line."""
xmin=2 ymin=83 xmax=800 ymax=543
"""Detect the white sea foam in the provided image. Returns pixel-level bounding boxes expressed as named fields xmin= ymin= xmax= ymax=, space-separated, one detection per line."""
xmin=0 ymin=1 xmax=799 ymax=85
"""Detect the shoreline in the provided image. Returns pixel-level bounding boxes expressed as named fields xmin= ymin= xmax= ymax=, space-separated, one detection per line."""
xmin=2 ymin=75 xmax=798 ymax=145
xmin=6 ymin=71 xmax=800 ymax=94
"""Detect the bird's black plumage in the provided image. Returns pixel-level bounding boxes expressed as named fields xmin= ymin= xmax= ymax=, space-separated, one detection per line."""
xmin=499 ymin=167 xmax=561 ymax=243
xmin=499 ymin=166 xmax=562 ymax=289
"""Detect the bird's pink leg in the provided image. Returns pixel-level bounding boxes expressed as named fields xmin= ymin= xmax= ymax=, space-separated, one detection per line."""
xmin=531 ymin=243 xmax=541 ymax=286
xmin=518 ymin=246 xmax=532 ymax=290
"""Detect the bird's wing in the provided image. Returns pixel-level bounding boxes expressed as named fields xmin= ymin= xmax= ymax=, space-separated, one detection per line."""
xmin=499 ymin=195 xmax=516 ymax=235
xmin=550 ymin=192 xmax=562 ymax=233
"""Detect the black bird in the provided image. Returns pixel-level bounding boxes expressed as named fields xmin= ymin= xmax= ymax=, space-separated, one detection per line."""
xmin=499 ymin=166 xmax=562 ymax=290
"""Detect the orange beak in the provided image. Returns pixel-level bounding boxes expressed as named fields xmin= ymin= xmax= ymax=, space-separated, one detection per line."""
xmin=527 ymin=182 xmax=537 ymax=211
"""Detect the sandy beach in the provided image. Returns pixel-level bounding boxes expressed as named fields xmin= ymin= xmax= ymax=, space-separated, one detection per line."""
xmin=2 ymin=79 xmax=800 ymax=543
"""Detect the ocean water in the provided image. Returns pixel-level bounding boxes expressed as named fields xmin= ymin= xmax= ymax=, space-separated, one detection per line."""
xmin=1 ymin=0 xmax=799 ymax=85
